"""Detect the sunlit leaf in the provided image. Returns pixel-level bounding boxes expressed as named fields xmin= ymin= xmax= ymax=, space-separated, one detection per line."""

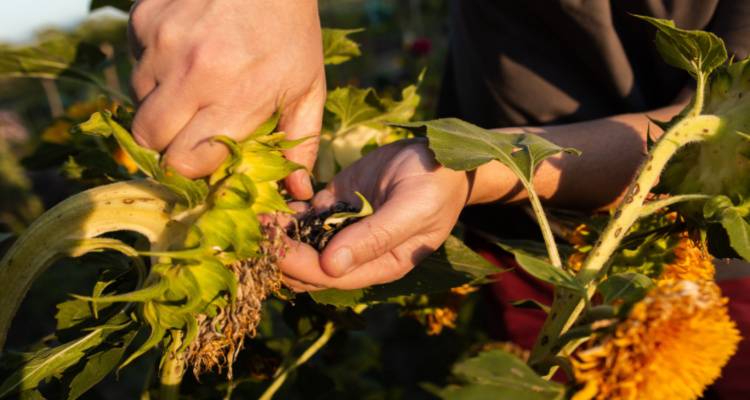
xmin=75 ymin=111 xmax=208 ymax=207
xmin=398 ymin=119 xmax=579 ymax=185
xmin=322 ymin=28 xmax=363 ymax=65
xmin=636 ymin=15 xmax=727 ymax=78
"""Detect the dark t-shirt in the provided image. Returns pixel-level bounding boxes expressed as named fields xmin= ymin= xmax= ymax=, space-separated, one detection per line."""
xmin=441 ymin=0 xmax=750 ymax=238
xmin=438 ymin=0 xmax=750 ymax=128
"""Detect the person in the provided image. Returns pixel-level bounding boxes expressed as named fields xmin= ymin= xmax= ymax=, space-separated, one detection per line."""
xmin=129 ymin=0 xmax=750 ymax=396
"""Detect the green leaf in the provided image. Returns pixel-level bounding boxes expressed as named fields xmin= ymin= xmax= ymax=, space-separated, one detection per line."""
xmin=510 ymin=299 xmax=550 ymax=314
xmin=56 ymin=300 xmax=95 ymax=331
xmin=636 ymin=15 xmax=727 ymax=78
xmin=322 ymin=28 xmax=363 ymax=65
xmin=704 ymin=196 xmax=750 ymax=261
xmin=326 ymin=82 xmax=421 ymax=133
xmin=597 ymin=273 xmax=654 ymax=305
xmin=74 ymin=275 xmax=168 ymax=304
xmin=0 ymin=322 xmax=125 ymax=397
xmin=192 ymin=207 xmax=262 ymax=259
xmin=75 ymin=112 xmax=208 ymax=207
xmin=0 ymin=36 xmax=105 ymax=84
xmin=498 ymin=245 xmax=583 ymax=293
xmin=438 ymin=350 xmax=565 ymax=400
xmin=65 ymin=330 xmax=137 ymax=400
xmin=90 ymin=0 xmax=133 ymax=12
xmin=310 ymin=236 xmax=501 ymax=307
xmin=398 ymin=119 xmax=579 ymax=185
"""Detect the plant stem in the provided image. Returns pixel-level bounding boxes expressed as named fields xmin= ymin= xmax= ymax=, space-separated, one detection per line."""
xmin=528 ymin=107 xmax=721 ymax=368
xmin=259 ymin=321 xmax=335 ymax=400
xmin=160 ymin=334 xmax=186 ymax=400
xmin=527 ymin=189 xmax=562 ymax=268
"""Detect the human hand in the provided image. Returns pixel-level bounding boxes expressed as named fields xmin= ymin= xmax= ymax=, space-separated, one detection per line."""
xmin=128 ymin=0 xmax=325 ymax=199
xmin=279 ymin=139 xmax=473 ymax=291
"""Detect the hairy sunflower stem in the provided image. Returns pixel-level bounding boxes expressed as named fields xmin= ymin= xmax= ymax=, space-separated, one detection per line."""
xmin=528 ymin=80 xmax=720 ymax=368
xmin=159 ymin=333 xmax=186 ymax=400
xmin=259 ymin=321 xmax=336 ymax=400
xmin=527 ymin=188 xmax=562 ymax=268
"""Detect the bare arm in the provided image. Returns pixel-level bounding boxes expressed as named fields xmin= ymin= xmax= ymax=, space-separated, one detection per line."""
xmin=468 ymin=103 xmax=688 ymax=209
xmin=279 ymin=102 xmax=690 ymax=291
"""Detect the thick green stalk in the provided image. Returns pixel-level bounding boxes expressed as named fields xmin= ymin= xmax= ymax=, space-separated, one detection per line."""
xmin=159 ymin=334 xmax=186 ymax=400
xmin=529 ymin=107 xmax=722 ymax=367
xmin=0 ymin=180 xmax=181 ymax=350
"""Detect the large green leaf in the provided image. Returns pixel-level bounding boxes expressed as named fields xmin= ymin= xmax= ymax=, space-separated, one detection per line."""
xmin=704 ymin=196 xmax=750 ymax=261
xmin=637 ymin=16 xmax=727 ymax=78
xmin=322 ymin=28 xmax=363 ymax=65
xmin=497 ymin=244 xmax=583 ymax=293
xmin=398 ymin=119 xmax=579 ymax=185
xmin=310 ymin=235 xmax=501 ymax=307
xmin=438 ymin=350 xmax=565 ymax=400
xmin=0 ymin=319 xmax=128 ymax=397
xmin=64 ymin=331 xmax=136 ymax=400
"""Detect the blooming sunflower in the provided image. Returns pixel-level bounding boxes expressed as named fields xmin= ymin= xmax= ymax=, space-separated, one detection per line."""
xmin=572 ymin=280 xmax=740 ymax=400
xmin=658 ymin=235 xmax=714 ymax=283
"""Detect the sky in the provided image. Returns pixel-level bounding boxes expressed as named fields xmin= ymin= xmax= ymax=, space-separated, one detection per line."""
xmin=0 ymin=0 xmax=121 ymax=44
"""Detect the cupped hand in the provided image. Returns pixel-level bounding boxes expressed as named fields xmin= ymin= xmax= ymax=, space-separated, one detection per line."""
xmin=128 ymin=0 xmax=325 ymax=199
xmin=279 ymin=139 xmax=473 ymax=291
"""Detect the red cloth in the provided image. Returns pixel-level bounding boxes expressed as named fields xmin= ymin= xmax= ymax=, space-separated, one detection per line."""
xmin=472 ymin=238 xmax=750 ymax=398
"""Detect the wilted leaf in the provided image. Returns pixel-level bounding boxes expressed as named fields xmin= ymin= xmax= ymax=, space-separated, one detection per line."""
xmin=322 ymin=28 xmax=363 ymax=65
xmin=636 ymin=16 xmax=727 ymax=78
xmin=75 ymin=112 xmax=208 ymax=207
xmin=438 ymin=350 xmax=565 ymax=400
xmin=310 ymin=236 xmax=501 ymax=307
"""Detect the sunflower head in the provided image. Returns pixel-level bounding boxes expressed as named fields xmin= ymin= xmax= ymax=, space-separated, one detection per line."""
xmin=572 ymin=280 xmax=741 ymax=400
xmin=659 ymin=235 xmax=715 ymax=284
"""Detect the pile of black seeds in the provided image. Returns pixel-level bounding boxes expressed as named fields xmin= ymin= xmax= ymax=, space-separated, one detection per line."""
xmin=289 ymin=202 xmax=361 ymax=250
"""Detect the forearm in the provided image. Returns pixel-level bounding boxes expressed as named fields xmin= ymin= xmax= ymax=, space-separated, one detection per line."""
xmin=466 ymin=103 xmax=687 ymax=210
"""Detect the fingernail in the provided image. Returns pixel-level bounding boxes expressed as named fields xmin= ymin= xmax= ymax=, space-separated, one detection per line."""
xmin=332 ymin=247 xmax=353 ymax=275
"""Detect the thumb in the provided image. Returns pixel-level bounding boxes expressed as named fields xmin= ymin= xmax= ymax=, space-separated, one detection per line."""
xmin=279 ymin=81 xmax=326 ymax=200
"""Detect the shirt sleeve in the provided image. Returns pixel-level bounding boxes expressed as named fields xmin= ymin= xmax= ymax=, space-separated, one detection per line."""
xmin=711 ymin=0 xmax=750 ymax=59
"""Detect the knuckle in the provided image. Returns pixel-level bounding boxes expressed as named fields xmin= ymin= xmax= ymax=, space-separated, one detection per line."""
xmin=153 ymin=20 xmax=181 ymax=49
xmin=129 ymin=3 xmax=149 ymax=34
xmin=186 ymin=45 xmax=221 ymax=75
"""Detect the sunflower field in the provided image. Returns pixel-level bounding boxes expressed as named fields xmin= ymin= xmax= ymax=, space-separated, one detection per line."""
xmin=0 ymin=2 xmax=748 ymax=400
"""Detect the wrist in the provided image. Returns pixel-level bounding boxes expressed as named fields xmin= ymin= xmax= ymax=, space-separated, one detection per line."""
xmin=466 ymin=161 xmax=521 ymax=205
